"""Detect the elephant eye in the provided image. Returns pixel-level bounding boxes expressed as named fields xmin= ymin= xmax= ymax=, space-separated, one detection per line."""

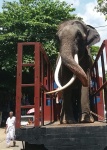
xmin=77 ymin=31 xmax=81 ymax=35
xmin=77 ymin=31 xmax=83 ymax=39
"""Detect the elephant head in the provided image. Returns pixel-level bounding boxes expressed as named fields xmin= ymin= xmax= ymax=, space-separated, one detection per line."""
xmin=46 ymin=20 xmax=100 ymax=94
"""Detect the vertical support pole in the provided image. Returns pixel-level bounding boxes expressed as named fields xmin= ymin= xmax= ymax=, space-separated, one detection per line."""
xmin=34 ymin=42 xmax=40 ymax=126
xmin=92 ymin=67 xmax=97 ymax=115
xmin=105 ymin=40 xmax=107 ymax=64
xmin=94 ymin=63 xmax=99 ymax=119
xmin=51 ymin=71 xmax=54 ymax=121
xmin=103 ymin=41 xmax=107 ymax=121
xmin=47 ymin=63 xmax=51 ymax=122
xmin=41 ymin=90 xmax=44 ymax=126
xmin=50 ymin=69 xmax=53 ymax=122
xmin=16 ymin=43 xmax=22 ymax=128
xmin=95 ymin=63 xmax=100 ymax=90
xmin=101 ymin=53 xmax=106 ymax=84
xmin=41 ymin=52 xmax=44 ymax=125
xmin=40 ymin=52 xmax=44 ymax=84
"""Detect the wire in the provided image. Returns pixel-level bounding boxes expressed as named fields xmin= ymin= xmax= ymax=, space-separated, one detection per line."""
xmin=0 ymin=25 xmax=107 ymax=38
xmin=95 ymin=25 xmax=107 ymax=28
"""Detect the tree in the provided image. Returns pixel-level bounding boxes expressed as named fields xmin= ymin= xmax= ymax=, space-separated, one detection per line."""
xmin=0 ymin=0 xmax=79 ymax=89
xmin=90 ymin=46 xmax=99 ymax=60
xmin=95 ymin=0 xmax=107 ymax=19
xmin=106 ymin=70 xmax=107 ymax=80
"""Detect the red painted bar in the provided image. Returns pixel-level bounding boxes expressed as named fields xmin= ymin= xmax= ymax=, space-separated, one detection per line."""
xmin=101 ymin=53 xmax=106 ymax=83
xmin=41 ymin=90 xmax=44 ymax=126
xmin=40 ymin=52 xmax=43 ymax=84
xmin=16 ymin=43 xmax=22 ymax=128
xmin=21 ymin=105 xmax=35 ymax=109
xmin=40 ymin=52 xmax=45 ymax=126
xmin=34 ymin=42 xmax=40 ymax=126
xmin=91 ymin=41 xmax=105 ymax=70
xmin=91 ymin=40 xmax=107 ymax=121
xmin=40 ymin=46 xmax=49 ymax=63
xmin=22 ymin=63 xmax=34 ymax=67
xmin=16 ymin=42 xmax=54 ymax=128
xmin=104 ymin=40 xmax=107 ymax=64
xmin=95 ymin=63 xmax=100 ymax=90
xmin=21 ymin=84 xmax=34 ymax=87
xmin=93 ymin=81 xmax=107 ymax=96
xmin=20 ymin=42 xmax=36 ymax=46
xmin=40 ymin=83 xmax=48 ymax=91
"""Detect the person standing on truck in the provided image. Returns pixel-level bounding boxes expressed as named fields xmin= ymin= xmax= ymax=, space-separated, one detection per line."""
xmin=5 ymin=111 xmax=16 ymax=148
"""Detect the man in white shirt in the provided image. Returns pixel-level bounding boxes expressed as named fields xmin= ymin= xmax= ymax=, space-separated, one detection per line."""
xmin=5 ymin=111 xmax=16 ymax=148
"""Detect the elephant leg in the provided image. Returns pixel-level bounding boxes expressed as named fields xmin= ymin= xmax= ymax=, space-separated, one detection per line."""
xmin=73 ymin=88 xmax=81 ymax=122
xmin=60 ymin=100 xmax=65 ymax=124
xmin=62 ymin=88 xmax=76 ymax=124
xmin=79 ymin=70 xmax=94 ymax=123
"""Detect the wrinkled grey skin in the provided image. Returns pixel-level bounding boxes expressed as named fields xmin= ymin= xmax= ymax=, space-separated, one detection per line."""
xmin=56 ymin=20 xmax=100 ymax=124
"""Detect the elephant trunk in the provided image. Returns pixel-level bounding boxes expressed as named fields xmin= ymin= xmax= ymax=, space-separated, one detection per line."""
xmin=60 ymin=40 xmax=88 ymax=87
xmin=45 ymin=24 xmax=88 ymax=94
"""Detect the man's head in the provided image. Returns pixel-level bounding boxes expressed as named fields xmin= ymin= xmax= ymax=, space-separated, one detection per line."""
xmin=9 ymin=111 xmax=13 ymax=118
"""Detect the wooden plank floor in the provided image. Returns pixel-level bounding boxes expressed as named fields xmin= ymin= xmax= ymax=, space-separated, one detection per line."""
xmin=44 ymin=121 xmax=107 ymax=128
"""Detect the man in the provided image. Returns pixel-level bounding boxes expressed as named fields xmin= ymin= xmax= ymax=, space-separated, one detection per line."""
xmin=5 ymin=111 xmax=16 ymax=148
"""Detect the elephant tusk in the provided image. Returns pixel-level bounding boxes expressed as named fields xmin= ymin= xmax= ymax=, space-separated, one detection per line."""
xmin=45 ymin=75 xmax=76 ymax=94
xmin=45 ymin=54 xmax=79 ymax=94
xmin=74 ymin=53 xmax=79 ymax=64
xmin=54 ymin=56 xmax=62 ymax=88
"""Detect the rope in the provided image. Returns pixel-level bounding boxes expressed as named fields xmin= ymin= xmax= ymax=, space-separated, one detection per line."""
xmin=90 ymin=111 xmax=104 ymax=120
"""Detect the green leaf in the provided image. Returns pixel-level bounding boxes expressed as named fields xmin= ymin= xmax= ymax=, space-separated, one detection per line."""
xmin=0 ymin=0 xmax=81 ymax=90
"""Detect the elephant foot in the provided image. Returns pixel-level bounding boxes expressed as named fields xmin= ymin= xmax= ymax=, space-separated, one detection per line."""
xmin=79 ymin=112 xmax=94 ymax=123
xmin=60 ymin=119 xmax=66 ymax=124
xmin=60 ymin=118 xmax=76 ymax=124
xmin=66 ymin=120 xmax=77 ymax=124
xmin=66 ymin=118 xmax=77 ymax=124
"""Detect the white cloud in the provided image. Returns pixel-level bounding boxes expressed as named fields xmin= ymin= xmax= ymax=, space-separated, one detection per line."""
xmin=77 ymin=1 xmax=107 ymax=46
xmin=71 ymin=0 xmax=80 ymax=7
xmin=72 ymin=0 xmax=107 ymax=77
xmin=79 ymin=1 xmax=104 ymax=25
xmin=60 ymin=0 xmax=80 ymax=7
xmin=98 ymin=65 xmax=107 ymax=77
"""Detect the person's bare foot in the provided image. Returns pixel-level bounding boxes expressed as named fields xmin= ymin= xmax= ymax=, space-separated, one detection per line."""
xmin=13 ymin=141 xmax=16 ymax=147
xmin=6 ymin=145 xmax=10 ymax=148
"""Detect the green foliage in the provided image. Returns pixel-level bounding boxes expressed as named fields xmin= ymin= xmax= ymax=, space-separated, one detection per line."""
xmin=95 ymin=0 xmax=107 ymax=19
xmin=90 ymin=46 xmax=99 ymax=59
xmin=106 ymin=71 xmax=107 ymax=80
xmin=0 ymin=0 xmax=78 ymax=71
xmin=0 ymin=0 xmax=79 ymax=89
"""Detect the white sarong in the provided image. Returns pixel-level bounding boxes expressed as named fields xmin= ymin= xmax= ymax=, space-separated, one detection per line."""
xmin=6 ymin=116 xmax=16 ymax=146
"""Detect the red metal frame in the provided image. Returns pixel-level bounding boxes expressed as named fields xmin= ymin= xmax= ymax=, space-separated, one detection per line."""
xmin=90 ymin=40 xmax=107 ymax=121
xmin=16 ymin=42 xmax=54 ymax=128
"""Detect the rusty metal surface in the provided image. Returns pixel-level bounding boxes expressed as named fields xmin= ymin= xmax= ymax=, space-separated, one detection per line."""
xmin=44 ymin=121 xmax=107 ymax=128
xmin=91 ymin=40 xmax=105 ymax=69
xmin=16 ymin=42 xmax=54 ymax=128
xmin=90 ymin=40 xmax=107 ymax=121
xmin=34 ymin=42 xmax=40 ymax=126
xmin=16 ymin=43 xmax=22 ymax=128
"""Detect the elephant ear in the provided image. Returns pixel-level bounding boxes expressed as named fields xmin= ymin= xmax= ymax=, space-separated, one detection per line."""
xmin=86 ymin=25 xmax=100 ymax=47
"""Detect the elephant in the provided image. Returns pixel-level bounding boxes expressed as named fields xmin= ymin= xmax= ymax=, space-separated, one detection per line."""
xmin=46 ymin=20 xmax=100 ymax=124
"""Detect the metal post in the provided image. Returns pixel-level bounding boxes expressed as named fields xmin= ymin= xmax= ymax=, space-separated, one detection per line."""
xmin=16 ymin=43 xmax=22 ymax=128
xmin=34 ymin=43 xmax=40 ymax=126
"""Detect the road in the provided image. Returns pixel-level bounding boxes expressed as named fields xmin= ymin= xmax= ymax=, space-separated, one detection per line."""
xmin=0 ymin=128 xmax=23 ymax=150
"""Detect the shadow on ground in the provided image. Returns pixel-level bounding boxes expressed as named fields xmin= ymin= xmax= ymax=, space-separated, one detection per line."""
xmin=104 ymin=146 xmax=107 ymax=150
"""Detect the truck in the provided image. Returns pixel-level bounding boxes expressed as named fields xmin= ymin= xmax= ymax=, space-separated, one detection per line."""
xmin=15 ymin=41 xmax=107 ymax=150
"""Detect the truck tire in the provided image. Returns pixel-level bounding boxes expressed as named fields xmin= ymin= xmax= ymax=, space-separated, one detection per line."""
xmin=25 ymin=142 xmax=47 ymax=150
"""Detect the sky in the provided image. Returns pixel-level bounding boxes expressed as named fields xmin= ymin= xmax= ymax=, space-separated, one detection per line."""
xmin=66 ymin=0 xmax=107 ymax=47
